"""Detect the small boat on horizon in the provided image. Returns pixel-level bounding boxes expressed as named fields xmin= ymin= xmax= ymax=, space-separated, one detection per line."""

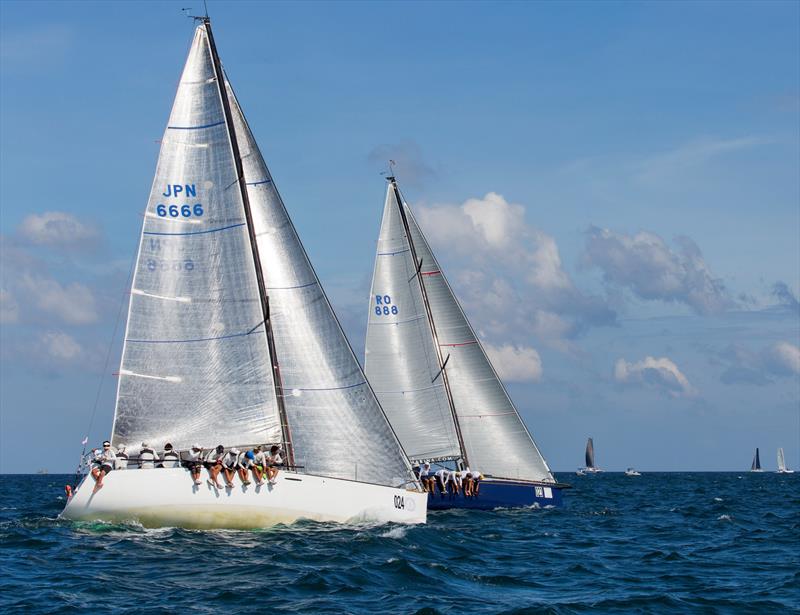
xmin=580 ymin=437 xmax=602 ymax=474
xmin=750 ymin=448 xmax=763 ymax=472
xmin=624 ymin=468 xmax=641 ymax=476
xmin=776 ymin=447 xmax=795 ymax=474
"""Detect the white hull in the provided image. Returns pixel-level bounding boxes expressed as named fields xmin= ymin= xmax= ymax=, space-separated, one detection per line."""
xmin=61 ymin=468 xmax=427 ymax=529
xmin=582 ymin=467 xmax=602 ymax=474
xmin=776 ymin=469 xmax=795 ymax=474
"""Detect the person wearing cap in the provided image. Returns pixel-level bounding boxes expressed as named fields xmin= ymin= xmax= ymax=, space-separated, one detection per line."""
xmin=220 ymin=447 xmax=241 ymax=488
xmin=236 ymin=449 xmax=253 ymax=486
xmin=204 ymin=445 xmax=225 ymax=489
xmin=460 ymin=467 xmax=473 ymax=497
xmin=265 ymin=445 xmax=283 ymax=484
xmin=418 ymin=463 xmax=435 ymax=493
xmin=90 ymin=441 xmax=116 ymax=492
xmin=470 ymin=469 xmax=483 ymax=496
xmin=114 ymin=446 xmax=128 ymax=470
xmin=182 ymin=444 xmax=203 ymax=485
xmin=433 ymin=468 xmax=449 ymax=495
xmin=250 ymin=446 xmax=267 ymax=485
xmin=160 ymin=442 xmax=180 ymax=469
xmin=139 ymin=443 xmax=157 ymax=469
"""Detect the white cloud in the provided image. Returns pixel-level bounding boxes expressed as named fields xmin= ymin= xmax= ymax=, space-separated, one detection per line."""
xmin=583 ymin=227 xmax=731 ymax=315
xmin=763 ymin=342 xmax=800 ymax=377
xmin=719 ymin=341 xmax=800 ymax=385
xmin=483 ymin=342 xmax=543 ymax=382
xmin=20 ymin=275 xmax=98 ymax=324
xmin=37 ymin=331 xmax=83 ymax=362
xmin=417 ymin=193 xmax=615 ymax=353
xmin=0 ymin=289 xmax=19 ymax=324
xmin=614 ymin=356 xmax=697 ymax=398
xmin=18 ymin=211 xmax=99 ymax=250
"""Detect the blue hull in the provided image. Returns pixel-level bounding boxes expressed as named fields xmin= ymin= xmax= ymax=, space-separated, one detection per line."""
xmin=427 ymin=479 xmax=566 ymax=510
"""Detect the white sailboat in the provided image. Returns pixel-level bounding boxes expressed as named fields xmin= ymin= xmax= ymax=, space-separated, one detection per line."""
xmin=363 ymin=177 xmax=567 ymax=509
xmin=750 ymin=448 xmax=763 ymax=472
xmin=776 ymin=448 xmax=794 ymax=474
xmin=624 ymin=468 xmax=641 ymax=476
xmin=581 ymin=437 xmax=602 ymax=473
xmin=62 ymin=19 xmax=426 ymax=529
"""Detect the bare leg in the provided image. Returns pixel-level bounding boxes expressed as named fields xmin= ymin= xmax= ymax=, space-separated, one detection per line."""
xmin=252 ymin=466 xmax=263 ymax=484
xmin=209 ymin=465 xmax=223 ymax=488
xmin=92 ymin=469 xmax=106 ymax=493
xmin=191 ymin=466 xmax=201 ymax=484
xmin=238 ymin=467 xmax=250 ymax=484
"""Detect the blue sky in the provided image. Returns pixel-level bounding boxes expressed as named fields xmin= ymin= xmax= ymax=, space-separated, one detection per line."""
xmin=1 ymin=1 xmax=797 ymax=473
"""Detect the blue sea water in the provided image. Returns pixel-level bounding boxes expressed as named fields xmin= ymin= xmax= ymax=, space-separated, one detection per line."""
xmin=1 ymin=472 xmax=798 ymax=614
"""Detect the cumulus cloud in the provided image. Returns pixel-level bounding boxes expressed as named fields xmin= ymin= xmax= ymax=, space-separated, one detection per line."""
xmin=19 ymin=275 xmax=98 ymax=324
xmin=583 ymin=226 xmax=731 ymax=315
xmin=0 ymin=288 xmax=19 ymax=324
xmin=367 ymin=141 xmax=437 ymax=189
xmin=36 ymin=331 xmax=83 ymax=362
xmin=614 ymin=356 xmax=697 ymax=397
xmin=18 ymin=211 xmax=99 ymax=251
xmin=483 ymin=342 xmax=543 ymax=382
xmin=772 ymin=281 xmax=799 ymax=311
xmin=416 ymin=193 xmax=615 ymax=353
xmin=719 ymin=341 xmax=800 ymax=385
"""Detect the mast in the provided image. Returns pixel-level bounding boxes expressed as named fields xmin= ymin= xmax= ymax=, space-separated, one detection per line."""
xmin=204 ymin=19 xmax=294 ymax=466
xmin=388 ymin=177 xmax=469 ymax=467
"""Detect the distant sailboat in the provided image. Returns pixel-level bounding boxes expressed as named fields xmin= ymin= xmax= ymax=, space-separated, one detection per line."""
xmin=776 ymin=448 xmax=794 ymax=474
xmin=364 ymin=176 xmax=569 ymax=509
xmin=581 ymin=437 xmax=602 ymax=474
xmin=750 ymin=448 xmax=763 ymax=472
xmin=624 ymin=468 xmax=641 ymax=476
xmin=61 ymin=18 xmax=427 ymax=529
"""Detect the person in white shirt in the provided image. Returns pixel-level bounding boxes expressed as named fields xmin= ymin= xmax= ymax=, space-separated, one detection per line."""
xmin=139 ymin=443 xmax=157 ymax=469
xmin=418 ymin=463 xmax=435 ymax=493
xmin=460 ymin=468 xmax=473 ymax=496
xmin=265 ymin=445 xmax=283 ymax=484
xmin=90 ymin=441 xmax=116 ymax=492
xmin=204 ymin=445 xmax=225 ymax=489
xmin=221 ymin=448 xmax=241 ymax=487
xmin=160 ymin=442 xmax=180 ymax=469
xmin=434 ymin=468 xmax=449 ymax=495
xmin=447 ymin=468 xmax=461 ymax=495
xmin=250 ymin=446 xmax=267 ymax=485
xmin=183 ymin=444 xmax=203 ymax=485
xmin=236 ymin=449 xmax=252 ymax=486
xmin=470 ymin=469 xmax=482 ymax=496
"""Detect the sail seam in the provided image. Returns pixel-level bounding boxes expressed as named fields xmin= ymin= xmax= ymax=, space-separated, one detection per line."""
xmin=126 ymin=329 xmax=260 ymax=344
xmin=143 ymin=223 xmax=245 ymax=236
xmin=370 ymin=314 xmax=426 ymax=325
xmin=377 ymin=249 xmax=411 ymax=256
xmin=290 ymin=381 xmax=366 ymax=392
xmin=245 ymin=179 xmax=272 ymax=186
xmin=265 ymin=281 xmax=318 ymax=290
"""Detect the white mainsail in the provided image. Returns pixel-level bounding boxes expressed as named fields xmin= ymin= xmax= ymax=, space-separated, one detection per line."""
xmin=778 ymin=448 xmax=786 ymax=472
xmin=365 ymin=180 xmax=555 ymax=483
xmin=112 ymin=24 xmax=415 ymax=489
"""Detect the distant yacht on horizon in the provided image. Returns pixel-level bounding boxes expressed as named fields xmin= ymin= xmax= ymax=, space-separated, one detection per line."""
xmin=750 ymin=447 xmax=763 ymax=472
xmin=581 ymin=437 xmax=602 ymax=474
xmin=624 ymin=468 xmax=641 ymax=476
xmin=776 ymin=448 xmax=794 ymax=474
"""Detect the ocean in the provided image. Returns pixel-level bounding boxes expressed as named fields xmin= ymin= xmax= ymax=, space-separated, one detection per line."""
xmin=1 ymin=472 xmax=797 ymax=613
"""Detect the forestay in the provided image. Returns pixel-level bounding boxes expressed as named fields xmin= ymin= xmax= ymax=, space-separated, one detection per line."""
xmin=366 ymin=181 xmax=554 ymax=482
xmin=223 ymin=81 xmax=415 ymax=487
xmin=112 ymin=26 xmax=280 ymax=453
xmin=364 ymin=187 xmax=460 ymax=461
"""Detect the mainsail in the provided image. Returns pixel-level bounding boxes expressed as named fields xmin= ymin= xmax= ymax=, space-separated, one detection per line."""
xmin=777 ymin=448 xmax=786 ymax=472
xmin=365 ymin=179 xmax=555 ymax=482
xmin=585 ymin=438 xmax=595 ymax=469
xmin=112 ymin=22 xmax=414 ymax=488
xmin=751 ymin=448 xmax=761 ymax=471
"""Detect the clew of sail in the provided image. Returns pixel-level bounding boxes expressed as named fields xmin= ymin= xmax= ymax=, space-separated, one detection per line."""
xmin=585 ymin=438 xmax=595 ymax=469
xmin=364 ymin=186 xmax=461 ymax=461
xmin=222 ymin=81 xmax=415 ymax=488
xmin=112 ymin=26 xmax=280 ymax=453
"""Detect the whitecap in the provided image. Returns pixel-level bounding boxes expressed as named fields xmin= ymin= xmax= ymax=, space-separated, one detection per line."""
xmin=717 ymin=514 xmax=732 ymax=521
xmin=380 ymin=526 xmax=408 ymax=539
xmin=714 ymin=497 xmax=723 ymax=502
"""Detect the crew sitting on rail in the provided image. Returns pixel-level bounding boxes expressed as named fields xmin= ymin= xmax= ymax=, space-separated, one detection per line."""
xmin=161 ymin=442 xmax=181 ymax=469
xmin=114 ymin=446 xmax=128 ymax=470
xmin=221 ymin=448 xmax=242 ymax=488
xmin=418 ymin=463 xmax=435 ymax=493
xmin=250 ymin=446 xmax=267 ymax=485
xmin=183 ymin=444 xmax=204 ymax=485
xmin=447 ymin=469 xmax=460 ymax=495
xmin=459 ymin=468 xmax=473 ymax=496
xmin=470 ymin=470 xmax=482 ymax=495
xmin=139 ymin=443 xmax=157 ymax=469
xmin=235 ymin=448 xmax=253 ymax=485
xmin=265 ymin=445 xmax=282 ymax=484
xmin=90 ymin=441 xmax=116 ymax=493
xmin=204 ymin=445 xmax=225 ymax=489
xmin=434 ymin=468 xmax=449 ymax=495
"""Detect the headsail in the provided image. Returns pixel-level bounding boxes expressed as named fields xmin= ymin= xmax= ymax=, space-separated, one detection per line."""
xmin=112 ymin=25 xmax=280 ymax=452
xmin=777 ymin=448 xmax=786 ymax=472
xmin=366 ymin=180 xmax=555 ymax=482
xmin=223 ymin=81 xmax=414 ymax=487
xmin=585 ymin=438 xmax=595 ymax=469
